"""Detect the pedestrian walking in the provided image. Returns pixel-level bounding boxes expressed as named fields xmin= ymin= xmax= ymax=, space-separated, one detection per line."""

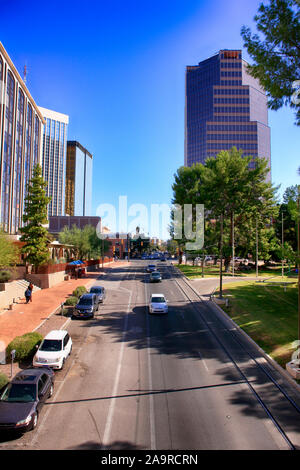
xmin=25 ymin=287 xmax=31 ymax=304
xmin=28 ymin=283 xmax=33 ymax=302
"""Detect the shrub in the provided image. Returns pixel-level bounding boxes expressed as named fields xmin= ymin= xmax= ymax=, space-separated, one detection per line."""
xmin=72 ymin=286 xmax=87 ymax=298
xmin=0 ymin=372 xmax=9 ymax=390
xmin=64 ymin=296 xmax=78 ymax=306
xmin=6 ymin=332 xmax=43 ymax=363
xmin=61 ymin=307 xmax=70 ymax=316
xmin=0 ymin=270 xmax=12 ymax=283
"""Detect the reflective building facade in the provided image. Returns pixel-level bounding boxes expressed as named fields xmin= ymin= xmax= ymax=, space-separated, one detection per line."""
xmin=185 ymin=50 xmax=271 ymax=177
xmin=0 ymin=42 xmax=45 ymax=233
xmin=38 ymin=107 xmax=69 ymax=217
xmin=65 ymin=141 xmax=93 ymax=216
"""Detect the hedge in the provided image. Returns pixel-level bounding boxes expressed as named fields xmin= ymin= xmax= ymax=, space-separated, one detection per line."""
xmin=6 ymin=332 xmax=43 ymax=363
xmin=72 ymin=286 xmax=87 ymax=298
xmin=64 ymin=296 xmax=78 ymax=306
xmin=0 ymin=270 xmax=12 ymax=283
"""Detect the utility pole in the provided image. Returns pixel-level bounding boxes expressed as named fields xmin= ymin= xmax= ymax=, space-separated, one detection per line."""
xmin=232 ymin=211 xmax=235 ymax=277
xmin=282 ymin=210 xmax=284 ymax=278
xmin=256 ymin=218 xmax=258 ymax=279
xmin=127 ymin=233 xmax=130 ymax=263
xmin=23 ymin=65 xmax=27 ymax=84
xmin=219 ymin=213 xmax=223 ymax=298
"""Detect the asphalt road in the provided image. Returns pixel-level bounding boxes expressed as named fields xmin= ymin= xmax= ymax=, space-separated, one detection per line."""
xmin=1 ymin=260 xmax=300 ymax=450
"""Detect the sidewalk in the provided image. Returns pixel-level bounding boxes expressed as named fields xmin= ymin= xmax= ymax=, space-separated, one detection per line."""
xmin=0 ymin=260 xmax=129 ymax=353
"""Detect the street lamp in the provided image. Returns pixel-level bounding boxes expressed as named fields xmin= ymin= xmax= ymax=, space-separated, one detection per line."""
xmin=127 ymin=233 xmax=130 ymax=262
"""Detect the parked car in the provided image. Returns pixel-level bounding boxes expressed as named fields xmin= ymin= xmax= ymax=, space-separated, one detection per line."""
xmin=73 ymin=293 xmax=98 ymax=319
xmin=89 ymin=285 xmax=106 ymax=305
xmin=160 ymin=256 xmax=166 ymax=261
xmin=33 ymin=330 xmax=72 ymax=370
xmin=0 ymin=367 xmax=54 ymax=433
xmin=149 ymin=293 xmax=168 ymax=314
xmin=146 ymin=264 xmax=156 ymax=273
xmin=149 ymin=271 xmax=162 ymax=283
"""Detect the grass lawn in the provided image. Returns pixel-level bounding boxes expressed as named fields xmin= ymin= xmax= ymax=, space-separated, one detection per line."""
xmin=214 ymin=279 xmax=299 ymax=369
xmin=177 ymin=263 xmax=298 ymax=282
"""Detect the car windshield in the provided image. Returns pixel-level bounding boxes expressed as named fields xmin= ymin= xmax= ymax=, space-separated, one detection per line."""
xmin=151 ymin=297 xmax=165 ymax=303
xmin=78 ymin=298 xmax=93 ymax=305
xmin=39 ymin=339 xmax=62 ymax=352
xmin=90 ymin=288 xmax=103 ymax=293
xmin=151 ymin=272 xmax=160 ymax=276
xmin=0 ymin=383 xmax=36 ymax=402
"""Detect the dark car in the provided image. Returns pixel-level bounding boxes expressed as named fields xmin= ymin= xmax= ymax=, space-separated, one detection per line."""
xmin=89 ymin=285 xmax=106 ymax=305
xmin=160 ymin=256 xmax=166 ymax=261
xmin=149 ymin=271 xmax=162 ymax=283
xmin=146 ymin=264 xmax=156 ymax=273
xmin=73 ymin=293 xmax=98 ymax=319
xmin=0 ymin=367 xmax=54 ymax=433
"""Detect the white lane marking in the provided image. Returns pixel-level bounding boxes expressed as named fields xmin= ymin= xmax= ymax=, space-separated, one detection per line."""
xmin=101 ymin=286 xmax=133 ymax=449
xmin=144 ymin=278 xmax=156 ymax=450
xmin=197 ymin=350 xmax=209 ymax=372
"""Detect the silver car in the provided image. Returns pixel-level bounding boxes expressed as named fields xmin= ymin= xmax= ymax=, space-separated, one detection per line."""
xmin=149 ymin=293 xmax=168 ymax=314
xmin=89 ymin=285 xmax=106 ymax=305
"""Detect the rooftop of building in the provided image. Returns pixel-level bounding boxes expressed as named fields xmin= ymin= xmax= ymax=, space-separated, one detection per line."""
xmin=38 ymin=106 xmax=69 ymax=124
xmin=0 ymin=42 xmax=45 ymax=124
xmin=67 ymin=140 xmax=93 ymax=158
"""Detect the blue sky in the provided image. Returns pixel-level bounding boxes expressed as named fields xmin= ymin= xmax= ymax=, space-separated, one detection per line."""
xmin=1 ymin=0 xmax=299 ymax=239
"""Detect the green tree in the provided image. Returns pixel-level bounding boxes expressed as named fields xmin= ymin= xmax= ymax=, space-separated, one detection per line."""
xmin=58 ymin=225 xmax=110 ymax=260
xmin=0 ymin=231 xmax=19 ymax=269
xmin=20 ymin=164 xmax=51 ymax=271
xmin=273 ymin=185 xmax=300 ymax=255
xmin=241 ymin=0 xmax=300 ymax=125
xmin=171 ymin=164 xmax=206 ymax=263
xmin=199 ymin=147 xmax=277 ymax=270
xmin=171 ymin=148 xmax=278 ymax=273
xmin=166 ymin=239 xmax=178 ymax=256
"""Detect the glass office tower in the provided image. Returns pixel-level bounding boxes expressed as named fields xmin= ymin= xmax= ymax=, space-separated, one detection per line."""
xmin=0 ymin=42 xmax=45 ymax=234
xmin=38 ymin=107 xmax=69 ymax=217
xmin=185 ymin=50 xmax=271 ymax=178
xmin=65 ymin=141 xmax=93 ymax=216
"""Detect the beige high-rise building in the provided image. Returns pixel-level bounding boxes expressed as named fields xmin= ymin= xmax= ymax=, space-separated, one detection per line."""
xmin=0 ymin=42 xmax=45 ymax=233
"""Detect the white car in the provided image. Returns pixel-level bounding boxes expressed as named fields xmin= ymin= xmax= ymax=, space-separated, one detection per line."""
xmin=33 ymin=330 xmax=72 ymax=370
xmin=149 ymin=293 xmax=168 ymax=314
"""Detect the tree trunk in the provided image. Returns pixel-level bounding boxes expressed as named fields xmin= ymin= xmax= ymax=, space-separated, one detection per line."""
xmin=224 ymin=256 xmax=231 ymax=272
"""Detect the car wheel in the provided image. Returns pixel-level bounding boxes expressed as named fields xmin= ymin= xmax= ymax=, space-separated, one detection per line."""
xmin=48 ymin=383 xmax=54 ymax=398
xmin=31 ymin=412 xmax=38 ymax=430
